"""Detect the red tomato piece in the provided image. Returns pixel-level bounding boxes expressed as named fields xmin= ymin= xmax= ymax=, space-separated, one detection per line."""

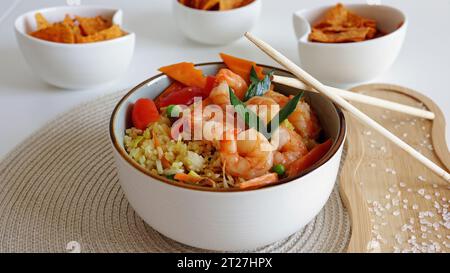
xmin=202 ymin=76 xmax=217 ymax=97
xmin=159 ymin=86 xmax=206 ymax=107
xmin=132 ymin=98 xmax=160 ymax=130
xmin=155 ymin=82 xmax=185 ymax=108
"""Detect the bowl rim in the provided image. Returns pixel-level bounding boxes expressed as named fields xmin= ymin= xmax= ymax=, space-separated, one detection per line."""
xmin=174 ymin=0 xmax=260 ymax=14
xmin=109 ymin=62 xmax=346 ymax=193
xmin=14 ymin=5 xmax=135 ymax=48
xmin=296 ymin=3 xmax=408 ymax=47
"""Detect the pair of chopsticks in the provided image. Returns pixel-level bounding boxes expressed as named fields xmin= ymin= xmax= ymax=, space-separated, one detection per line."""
xmin=245 ymin=32 xmax=450 ymax=182
xmin=271 ymin=75 xmax=435 ymax=120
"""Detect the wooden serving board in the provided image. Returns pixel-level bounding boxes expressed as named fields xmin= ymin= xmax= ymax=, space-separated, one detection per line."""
xmin=339 ymin=84 xmax=449 ymax=253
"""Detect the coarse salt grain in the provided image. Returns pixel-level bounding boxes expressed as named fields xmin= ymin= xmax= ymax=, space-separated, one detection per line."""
xmin=393 ymin=210 xmax=400 ymax=216
xmin=367 ymin=240 xmax=381 ymax=253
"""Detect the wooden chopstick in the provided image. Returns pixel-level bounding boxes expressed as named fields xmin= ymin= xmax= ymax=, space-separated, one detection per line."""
xmin=245 ymin=32 xmax=450 ymax=183
xmin=272 ymin=75 xmax=435 ymax=120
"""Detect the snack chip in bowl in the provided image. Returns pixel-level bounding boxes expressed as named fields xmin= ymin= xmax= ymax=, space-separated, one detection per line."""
xmin=309 ymin=3 xmax=383 ymax=43
xmin=179 ymin=0 xmax=255 ymax=11
xmin=29 ymin=12 xmax=126 ymax=44
xmin=293 ymin=3 xmax=407 ymax=85
xmin=15 ymin=6 xmax=135 ymax=89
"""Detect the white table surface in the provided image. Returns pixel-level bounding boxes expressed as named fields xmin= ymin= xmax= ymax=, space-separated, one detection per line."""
xmin=0 ymin=0 xmax=449 ymax=158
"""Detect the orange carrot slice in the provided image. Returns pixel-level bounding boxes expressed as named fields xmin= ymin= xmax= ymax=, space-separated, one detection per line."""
xmin=161 ymin=156 xmax=171 ymax=169
xmin=159 ymin=62 xmax=206 ymax=88
xmin=237 ymin=173 xmax=279 ymax=190
xmin=287 ymin=139 xmax=333 ymax=177
xmin=174 ymin=173 xmax=203 ymax=183
xmin=219 ymin=53 xmax=265 ymax=83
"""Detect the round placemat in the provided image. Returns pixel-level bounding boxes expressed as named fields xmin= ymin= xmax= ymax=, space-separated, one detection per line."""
xmin=0 ymin=91 xmax=350 ymax=253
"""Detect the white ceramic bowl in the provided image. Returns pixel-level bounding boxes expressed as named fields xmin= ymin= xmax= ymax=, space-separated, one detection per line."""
xmin=15 ymin=6 xmax=135 ymax=89
xmin=293 ymin=4 xmax=407 ymax=86
xmin=109 ymin=63 xmax=346 ymax=251
xmin=173 ymin=0 xmax=261 ymax=45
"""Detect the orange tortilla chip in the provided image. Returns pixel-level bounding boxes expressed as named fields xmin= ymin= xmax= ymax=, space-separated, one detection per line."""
xmin=30 ymin=13 xmax=126 ymax=44
xmin=309 ymin=3 xmax=380 ymax=43
xmin=76 ymin=24 xmax=124 ymax=43
xmin=63 ymin=14 xmax=75 ymax=27
xmin=179 ymin=0 xmax=191 ymax=5
xmin=309 ymin=27 xmax=371 ymax=43
xmin=30 ymin=23 xmax=75 ymax=43
xmin=219 ymin=0 xmax=242 ymax=10
xmin=180 ymin=0 xmax=251 ymax=10
xmin=191 ymin=0 xmax=203 ymax=9
xmin=76 ymin=16 xmax=110 ymax=36
xmin=201 ymin=0 xmax=220 ymax=10
xmin=35 ymin=12 xmax=50 ymax=30
xmin=72 ymin=25 xmax=84 ymax=43
xmin=239 ymin=0 xmax=254 ymax=7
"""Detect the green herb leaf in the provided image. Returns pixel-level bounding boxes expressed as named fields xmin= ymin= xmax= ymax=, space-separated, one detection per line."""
xmin=230 ymin=88 xmax=304 ymax=140
xmin=249 ymin=66 xmax=260 ymax=83
xmin=243 ymin=67 xmax=274 ymax=102
xmin=266 ymin=92 xmax=304 ymax=135
xmin=229 ymin=88 xmax=267 ymax=136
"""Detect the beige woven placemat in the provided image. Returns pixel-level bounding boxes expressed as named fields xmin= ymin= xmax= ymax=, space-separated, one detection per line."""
xmin=0 ymin=91 xmax=350 ymax=253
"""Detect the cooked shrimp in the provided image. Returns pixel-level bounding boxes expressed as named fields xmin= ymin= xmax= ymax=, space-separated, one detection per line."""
xmin=216 ymin=69 xmax=248 ymax=100
xmin=273 ymin=127 xmax=308 ymax=167
xmin=264 ymin=90 xmax=320 ymax=139
xmin=288 ymin=99 xmax=321 ymax=139
xmin=220 ymin=128 xmax=274 ymax=180
xmin=245 ymin=96 xmax=280 ymax=124
xmin=264 ymin=90 xmax=289 ymax=106
xmin=208 ymin=81 xmax=232 ymax=109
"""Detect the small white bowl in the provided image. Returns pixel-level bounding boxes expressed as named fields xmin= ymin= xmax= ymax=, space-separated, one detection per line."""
xmin=293 ymin=4 xmax=407 ymax=86
xmin=109 ymin=63 xmax=346 ymax=251
xmin=173 ymin=0 xmax=261 ymax=45
xmin=15 ymin=6 xmax=135 ymax=89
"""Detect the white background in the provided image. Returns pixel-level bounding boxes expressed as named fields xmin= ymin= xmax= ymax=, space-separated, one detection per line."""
xmin=0 ymin=0 xmax=449 ymax=157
